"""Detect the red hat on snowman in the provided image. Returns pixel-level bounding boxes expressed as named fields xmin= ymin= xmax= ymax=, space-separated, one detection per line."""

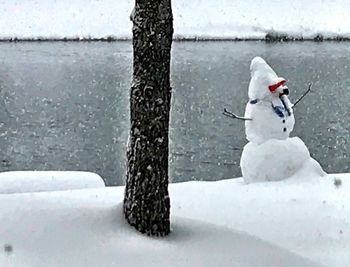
xmin=268 ymin=78 xmax=286 ymax=92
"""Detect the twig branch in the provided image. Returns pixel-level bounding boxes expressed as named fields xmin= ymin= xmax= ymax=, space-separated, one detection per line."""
xmin=293 ymin=83 xmax=313 ymax=107
xmin=223 ymin=108 xmax=252 ymax=121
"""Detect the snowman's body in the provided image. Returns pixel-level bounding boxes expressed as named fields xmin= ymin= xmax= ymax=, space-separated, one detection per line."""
xmin=244 ymin=98 xmax=295 ymax=145
xmin=240 ymin=57 xmax=325 ymax=183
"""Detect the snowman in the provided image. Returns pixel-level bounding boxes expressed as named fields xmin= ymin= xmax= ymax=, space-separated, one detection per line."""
xmin=244 ymin=57 xmax=295 ymax=144
xmin=225 ymin=57 xmax=325 ymax=183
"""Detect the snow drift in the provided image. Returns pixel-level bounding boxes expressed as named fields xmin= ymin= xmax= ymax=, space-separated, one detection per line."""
xmin=0 ymin=171 xmax=105 ymax=194
xmin=0 ymin=183 xmax=322 ymax=267
xmin=0 ymin=172 xmax=349 ymax=266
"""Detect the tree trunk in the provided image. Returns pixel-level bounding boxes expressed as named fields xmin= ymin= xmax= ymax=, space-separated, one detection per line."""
xmin=124 ymin=0 xmax=173 ymax=236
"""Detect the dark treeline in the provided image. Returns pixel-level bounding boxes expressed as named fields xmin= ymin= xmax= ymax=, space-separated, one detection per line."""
xmin=1 ymin=33 xmax=350 ymax=43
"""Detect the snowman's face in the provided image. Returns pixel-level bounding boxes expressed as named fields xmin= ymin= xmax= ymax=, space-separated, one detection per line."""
xmin=273 ymin=84 xmax=289 ymax=97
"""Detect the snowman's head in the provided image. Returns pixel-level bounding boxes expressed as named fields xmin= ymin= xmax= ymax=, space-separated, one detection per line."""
xmin=248 ymin=57 xmax=287 ymax=100
xmin=269 ymin=78 xmax=288 ymax=97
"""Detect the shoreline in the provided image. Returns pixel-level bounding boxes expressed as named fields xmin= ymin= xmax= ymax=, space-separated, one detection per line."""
xmin=1 ymin=35 xmax=350 ymax=43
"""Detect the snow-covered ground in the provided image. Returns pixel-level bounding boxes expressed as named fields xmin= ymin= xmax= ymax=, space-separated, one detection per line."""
xmin=0 ymin=0 xmax=349 ymax=40
xmin=0 ymin=192 xmax=319 ymax=267
xmin=0 ymin=171 xmax=105 ymax=194
xmin=0 ymin=172 xmax=349 ymax=267
xmin=171 ymin=173 xmax=350 ymax=267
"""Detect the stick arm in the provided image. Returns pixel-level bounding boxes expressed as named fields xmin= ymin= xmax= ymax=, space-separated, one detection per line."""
xmin=223 ymin=108 xmax=252 ymax=121
xmin=293 ymin=83 xmax=313 ymax=107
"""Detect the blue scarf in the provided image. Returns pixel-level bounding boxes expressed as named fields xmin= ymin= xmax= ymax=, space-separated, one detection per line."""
xmin=250 ymin=99 xmax=288 ymax=118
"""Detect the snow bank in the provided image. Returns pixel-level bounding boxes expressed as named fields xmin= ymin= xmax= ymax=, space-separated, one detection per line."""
xmin=0 ymin=172 xmax=348 ymax=266
xmin=171 ymin=174 xmax=350 ymax=267
xmin=0 ymin=0 xmax=349 ymax=40
xmin=173 ymin=0 xmax=350 ymax=40
xmin=0 ymin=189 xmax=319 ymax=267
xmin=0 ymin=171 xmax=105 ymax=194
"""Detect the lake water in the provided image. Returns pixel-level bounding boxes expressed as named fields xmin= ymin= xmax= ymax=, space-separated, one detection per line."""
xmin=0 ymin=42 xmax=349 ymax=185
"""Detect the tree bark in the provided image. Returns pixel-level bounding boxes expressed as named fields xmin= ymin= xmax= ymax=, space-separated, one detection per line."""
xmin=124 ymin=0 xmax=173 ymax=236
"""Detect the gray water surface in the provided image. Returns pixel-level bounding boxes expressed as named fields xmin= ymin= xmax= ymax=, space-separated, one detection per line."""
xmin=0 ymin=42 xmax=349 ymax=185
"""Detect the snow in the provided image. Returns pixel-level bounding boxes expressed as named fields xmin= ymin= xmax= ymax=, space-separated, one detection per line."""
xmin=170 ymin=174 xmax=350 ymax=267
xmin=248 ymin=57 xmax=287 ymax=101
xmin=240 ymin=57 xmax=325 ymax=183
xmin=244 ymin=98 xmax=295 ymax=143
xmin=0 ymin=0 xmax=349 ymax=40
xmin=0 ymin=171 xmax=349 ymax=266
xmin=0 ymin=183 xmax=320 ymax=267
xmin=0 ymin=171 xmax=105 ymax=194
xmin=240 ymin=137 xmax=325 ymax=183
xmin=244 ymin=57 xmax=295 ymax=144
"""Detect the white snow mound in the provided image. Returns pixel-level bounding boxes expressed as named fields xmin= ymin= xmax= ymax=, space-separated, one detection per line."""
xmin=170 ymin=173 xmax=350 ymax=267
xmin=0 ymin=172 xmax=348 ymax=266
xmin=240 ymin=137 xmax=325 ymax=183
xmin=0 ymin=190 xmax=320 ymax=267
xmin=0 ymin=171 xmax=105 ymax=194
